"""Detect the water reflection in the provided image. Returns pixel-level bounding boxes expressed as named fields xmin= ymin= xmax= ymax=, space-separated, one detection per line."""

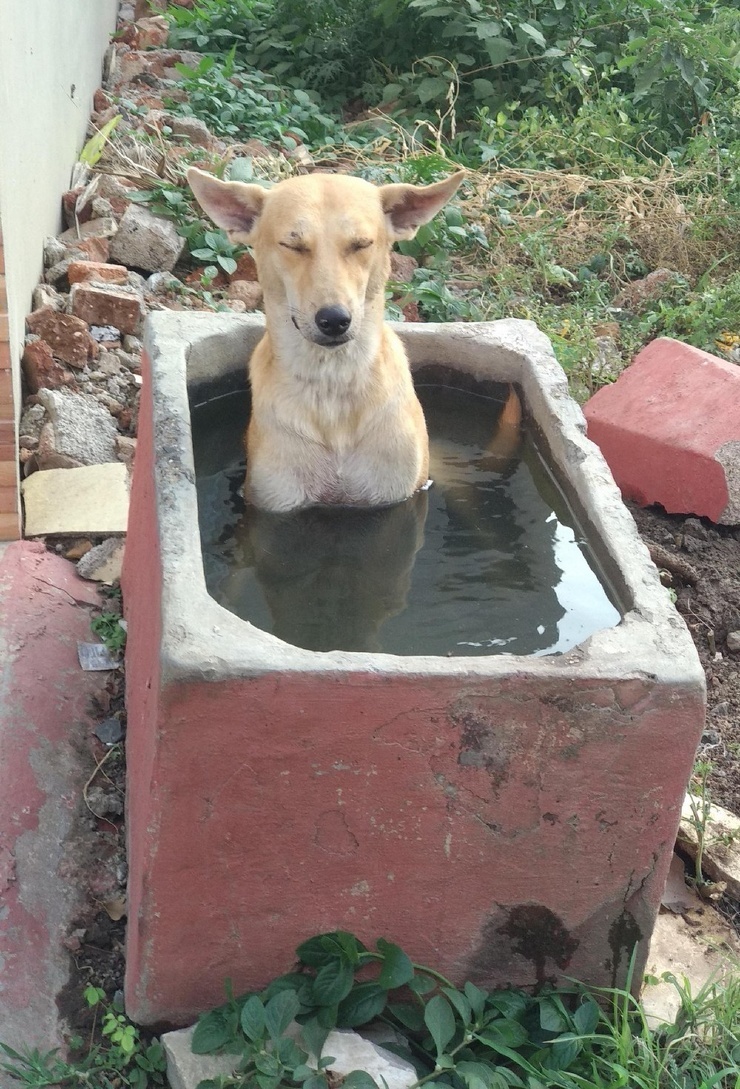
xmin=192 ymin=384 xmax=620 ymax=656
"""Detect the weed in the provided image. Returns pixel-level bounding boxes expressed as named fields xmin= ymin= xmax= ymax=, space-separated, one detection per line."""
xmin=686 ymin=761 xmax=714 ymax=888
xmin=190 ymin=229 xmax=242 ymax=276
xmin=189 ymin=931 xmax=601 ymax=1089
xmin=91 ymin=612 xmax=127 ymax=657
xmin=167 ymin=53 xmax=344 ymax=150
xmin=0 ymin=987 xmax=166 ymax=1089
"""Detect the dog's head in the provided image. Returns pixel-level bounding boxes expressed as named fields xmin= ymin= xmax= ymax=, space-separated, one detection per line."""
xmin=187 ymin=167 xmax=465 ymax=350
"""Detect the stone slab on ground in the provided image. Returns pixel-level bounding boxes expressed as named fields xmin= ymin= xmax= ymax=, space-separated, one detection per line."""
xmin=0 ymin=542 xmax=108 ymax=1064
xmin=642 ymin=897 xmax=739 ymax=1027
xmin=22 ymin=463 xmax=129 ymax=537
xmin=677 ymin=794 xmax=740 ymax=899
xmin=584 ymin=338 xmax=740 ymax=524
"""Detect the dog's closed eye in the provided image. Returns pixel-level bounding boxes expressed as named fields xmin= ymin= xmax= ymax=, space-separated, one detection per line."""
xmin=280 ymin=241 xmax=310 ymax=255
xmin=349 ymin=238 xmax=373 ymax=252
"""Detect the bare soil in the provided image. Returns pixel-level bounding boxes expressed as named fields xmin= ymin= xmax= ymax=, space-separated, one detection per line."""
xmin=629 ymin=503 xmax=740 ymax=815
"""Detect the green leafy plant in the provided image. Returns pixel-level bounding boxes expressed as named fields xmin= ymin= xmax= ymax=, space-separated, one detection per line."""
xmin=190 ymin=229 xmax=242 ymax=276
xmin=190 ymin=932 xmax=740 ymax=1089
xmin=189 ymin=931 xmax=602 ymax=1089
xmin=91 ymin=612 xmax=127 ymax=656
xmin=0 ymin=987 xmax=166 ymax=1089
xmin=128 ymin=182 xmax=196 ymax=226
xmin=167 ymin=54 xmax=343 ymax=150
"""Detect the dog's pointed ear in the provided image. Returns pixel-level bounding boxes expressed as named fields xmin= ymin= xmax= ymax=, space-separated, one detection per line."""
xmin=187 ymin=167 xmax=266 ymax=243
xmin=379 ymin=170 xmax=466 ymax=241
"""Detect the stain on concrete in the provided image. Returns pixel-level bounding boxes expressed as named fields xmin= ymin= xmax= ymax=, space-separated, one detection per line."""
xmin=499 ymin=905 xmax=580 ymax=985
xmin=449 ymin=701 xmax=513 ymax=791
xmin=471 ymin=903 xmax=579 ymax=987
xmin=606 ymin=909 xmax=643 ymax=987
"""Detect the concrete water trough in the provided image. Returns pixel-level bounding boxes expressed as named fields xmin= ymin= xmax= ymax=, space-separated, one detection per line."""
xmin=122 ymin=312 xmax=705 ymax=1025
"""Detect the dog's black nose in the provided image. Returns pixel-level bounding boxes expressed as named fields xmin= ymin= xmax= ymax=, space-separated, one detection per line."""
xmin=315 ymin=306 xmax=351 ymax=337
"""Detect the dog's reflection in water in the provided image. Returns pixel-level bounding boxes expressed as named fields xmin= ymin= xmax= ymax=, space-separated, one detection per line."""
xmin=222 ymin=489 xmax=429 ymax=653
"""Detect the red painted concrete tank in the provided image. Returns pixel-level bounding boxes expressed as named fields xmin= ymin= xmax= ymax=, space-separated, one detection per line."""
xmin=123 ymin=314 xmax=705 ymax=1025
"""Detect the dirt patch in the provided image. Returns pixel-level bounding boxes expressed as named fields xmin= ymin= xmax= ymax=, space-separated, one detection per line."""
xmin=57 ymin=671 xmax=127 ymax=1037
xmin=629 ymin=503 xmax=740 ymax=816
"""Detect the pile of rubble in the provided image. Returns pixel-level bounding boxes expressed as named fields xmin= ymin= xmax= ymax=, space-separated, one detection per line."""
xmin=17 ymin=1 xmax=275 ymax=572
xmin=19 ymin=0 xmax=424 ymax=573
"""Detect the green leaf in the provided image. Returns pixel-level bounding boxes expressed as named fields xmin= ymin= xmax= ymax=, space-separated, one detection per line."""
xmin=377 ymin=940 xmax=415 ymax=989
xmin=573 ymin=999 xmax=599 ymax=1036
xmin=313 ymin=959 xmax=354 ymax=1006
xmin=256 ymin=1075 xmax=281 ymax=1089
xmin=218 ymin=255 xmax=238 ymax=275
xmin=457 ymin=1061 xmax=495 ymax=1089
xmin=191 ymin=1010 xmax=234 ymax=1054
xmin=338 ymin=983 xmax=388 ymax=1028
xmin=240 ymin=996 xmax=266 ymax=1042
xmin=475 ymin=20 xmax=502 ymax=40
xmin=204 ymin=230 xmax=223 ymax=249
xmin=486 ymin=991 xmax=528 ymax=1020
xmin=484 ymin=38 xmax=513 ymax=65
xmin=543 ymin=1034 xmax=581 ymax=1070
xmin=79 ymin=115 xmax=121 ymax=167
xmin=478 ymin=1019 xmax=528 ymax=1049
xmin=255 ymin=1054 xmax=281 ymax=1077
xmin=389 ymin=1002 xmax=426 ymax=1032
xmin=297 ymin=933 xmax=347 ymax=968
xmin=304 ymin=1076 xmax=328 ymax=1089
xmin=464 ymin=982 xmax=488 ymax=1018
xmin=317 ymin=1004 xmax=339 ymax=1029
xmin=342 ymin=1073 xmax=381 ymax=1089
xmin=416 ymin=76 xmax=450 ymax=104
xmin=424 ymin=994 xmax=456 ymax=1056
xmin=472 ymin=79 xmax=496 ymax=100
xmin=538 ymin=998 xmax=567 ymax=1034
xmin=264 ymin=989 xmax=301 ymax=1039
xmin=519 ymin=22 xmax=546 ymax=49
xmin=472 ymin=1033 xmax=536 ymax=1073
xmin=191 ymin=248 xmax=215 ymax=260
xmin=301 ymin=1017 xmax=330 ymax=1059
xmin=409 ymin=974 xmax=437 ymax=995
xmin=442 ymin=988 xmax=471 ymax=1025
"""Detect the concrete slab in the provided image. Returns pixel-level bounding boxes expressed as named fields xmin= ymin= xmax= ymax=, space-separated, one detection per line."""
xmin=642 ymin=901 xmax=739 ymax=1027
xmin=584 ymin=338 xmax=740 ymax=524
xmin=0 ymin=541 xmax=109 ymax=1057
xmin=22 ymin=463 xmax=129 ymax=536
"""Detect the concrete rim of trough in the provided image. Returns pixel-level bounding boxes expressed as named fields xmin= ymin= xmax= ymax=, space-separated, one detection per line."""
xmin=142 ymin=311 xmax=703 ymax=692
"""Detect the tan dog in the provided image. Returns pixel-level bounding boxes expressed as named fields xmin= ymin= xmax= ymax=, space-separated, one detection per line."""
xmin=187 ymin=166 xmax=465 ymax=512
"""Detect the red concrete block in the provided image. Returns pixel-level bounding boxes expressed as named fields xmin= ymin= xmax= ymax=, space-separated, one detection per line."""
xmin=584 ymin=338 xmax=740 ymax=523
xmin=121 ymin=318 xmax=706 ymax=1026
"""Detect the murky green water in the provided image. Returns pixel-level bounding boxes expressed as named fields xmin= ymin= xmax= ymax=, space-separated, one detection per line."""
xmin=191 ymin=383 xmax=621 ymax=656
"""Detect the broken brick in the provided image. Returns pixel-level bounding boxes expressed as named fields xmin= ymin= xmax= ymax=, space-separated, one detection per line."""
xmin=25 ymin=308 xmax=97 ymax=368
xmin=67 ymin=261 xmax=129 ymax=286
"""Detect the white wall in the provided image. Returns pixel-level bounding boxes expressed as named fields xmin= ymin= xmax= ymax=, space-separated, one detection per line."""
xmin=0 ymin=0 xmax=119 ymax=413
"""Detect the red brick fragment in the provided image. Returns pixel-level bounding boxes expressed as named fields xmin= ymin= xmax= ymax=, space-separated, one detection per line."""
xmin=25 ymin=308 xmax=97 ymax=369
